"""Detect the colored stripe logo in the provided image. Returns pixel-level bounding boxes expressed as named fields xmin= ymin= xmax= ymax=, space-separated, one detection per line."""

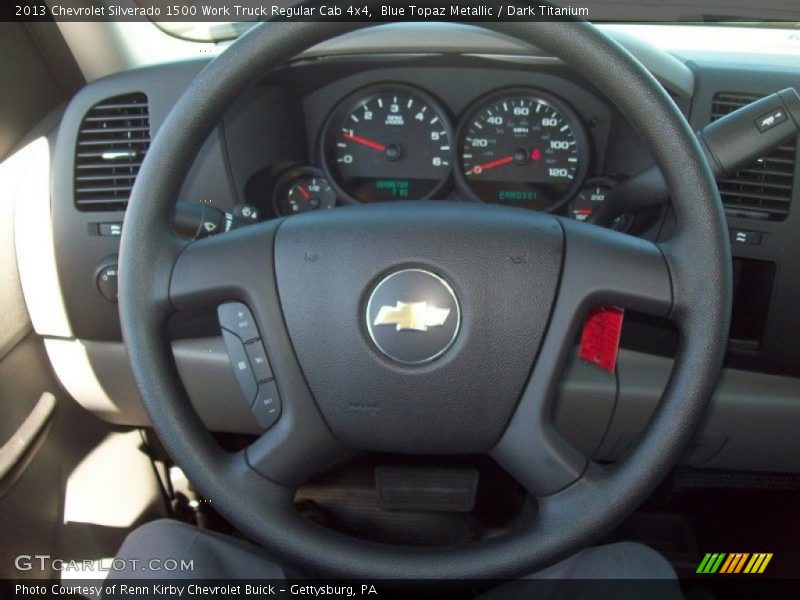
xmin=696 ymin=552 xmax=773 ymax=574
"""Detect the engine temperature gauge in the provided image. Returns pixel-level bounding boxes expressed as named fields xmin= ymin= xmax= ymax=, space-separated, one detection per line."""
xmin=274 ymin=169 xmax=337 ymax=216
xmin=568 ymin=181 xmax=632 ymax=232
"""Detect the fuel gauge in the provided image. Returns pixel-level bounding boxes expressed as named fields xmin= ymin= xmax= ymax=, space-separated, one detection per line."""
xmin=273 ymin=168 xmax=337 ymax=216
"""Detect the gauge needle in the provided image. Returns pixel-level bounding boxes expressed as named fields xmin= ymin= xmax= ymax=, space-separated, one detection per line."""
xmin=342 ymin=131 xmax=386 ymax=152
xmin=466 ymin=155 xmax=514 ymax=175
xmin=297 ymin=186 xmax=310 ymax=200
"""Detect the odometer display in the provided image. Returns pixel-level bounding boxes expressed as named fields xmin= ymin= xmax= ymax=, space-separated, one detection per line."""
xmin=322 ymin=86 xmax=453 ymax=203
xmin=457 ymin=90 xmax=588 ymax=210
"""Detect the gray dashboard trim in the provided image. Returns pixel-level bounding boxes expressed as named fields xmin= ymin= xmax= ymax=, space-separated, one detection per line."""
xmin=45 ymin=337 xmax=260 ymax=435
xmin=13 ymin=136 xmax=73 ymax=339
xmin=46 ymin=336 xmax=800 ymax=473
xmin=301 ymin=23 xmax=695 ymax=97
xmin=597 ymin=349 xmax=800 ymax=472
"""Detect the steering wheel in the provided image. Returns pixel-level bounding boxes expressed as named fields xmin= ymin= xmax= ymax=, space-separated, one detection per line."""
xmin=119 ymin=20 xmax=731 ymax=578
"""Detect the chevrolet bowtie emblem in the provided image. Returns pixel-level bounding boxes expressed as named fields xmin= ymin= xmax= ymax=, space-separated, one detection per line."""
xmin=367 ymin=269 xmax=460 ymax=364
xmin=373 ymin=301 xmax=451 ymax=332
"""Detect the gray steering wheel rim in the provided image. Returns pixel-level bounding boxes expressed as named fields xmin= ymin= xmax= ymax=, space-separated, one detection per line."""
xmin=119 ymin=19 xmax=732 ymax=578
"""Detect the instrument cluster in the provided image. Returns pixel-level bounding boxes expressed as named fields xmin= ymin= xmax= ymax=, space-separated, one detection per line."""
xmin=268 ymin=82 xmax=633 ymax=230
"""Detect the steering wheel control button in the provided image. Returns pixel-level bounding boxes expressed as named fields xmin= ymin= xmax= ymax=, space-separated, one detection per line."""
xmin=245 ymin=341 xmax=273 ymax=383
xmin=754 ymin=106 xmax=787 ymax=133
xmin=218 ymin=302 xmax=259 ymax=342
xmin=252 ymin=381 xmax=281 ymax=429
xmin=221 ymin=329 xmax=258 ymax=404
xmin=366 ymin=269 xmax=460 ymax=364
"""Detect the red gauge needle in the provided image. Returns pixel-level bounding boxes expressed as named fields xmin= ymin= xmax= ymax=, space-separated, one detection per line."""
xmin=466 ymin=155 xmax=514 ymax=175
xmin=342 ymin=131 xmax=386 ymax=152
xmin=296 ymin=186 xmax=310 ymax=200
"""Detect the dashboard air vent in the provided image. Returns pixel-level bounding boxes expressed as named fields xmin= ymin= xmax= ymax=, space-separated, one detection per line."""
xmin=711 ymin=92 xmax=797 ymax=221
xmin=74 ymin=93 xmax=150 ymax=211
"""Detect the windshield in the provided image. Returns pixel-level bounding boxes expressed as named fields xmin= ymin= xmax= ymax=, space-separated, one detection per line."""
xmin=146 ymin=1 xmax=800 ymax=43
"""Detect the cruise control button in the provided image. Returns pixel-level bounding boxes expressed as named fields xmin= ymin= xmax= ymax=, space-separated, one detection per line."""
xmin=245 ymin=341 xmax=273 ymax=383
xmin=221 ymin=329 xmax=257 ymax=404
xmin=252 ymin=381 xmax=281 ymax=430
xmin=218 ymin=302 xmax=259 ymax=342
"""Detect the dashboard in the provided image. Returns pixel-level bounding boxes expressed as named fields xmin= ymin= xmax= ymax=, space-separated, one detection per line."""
xmin=22 ymin=24 xmax=800 ymax=474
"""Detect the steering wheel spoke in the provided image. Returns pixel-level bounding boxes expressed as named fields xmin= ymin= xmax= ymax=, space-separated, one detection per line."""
xmin=169 ymin=221 xmax=279 ymax=311
xmin=556 ymin=218 xmax=674 ymax=318
xmin=492 ymin=219 xmax=673 ymax=497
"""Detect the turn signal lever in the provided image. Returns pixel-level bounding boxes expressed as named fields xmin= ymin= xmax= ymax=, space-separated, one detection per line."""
xmin=173 ymin=201 xmax=261 ymax=240
xmin=589 ymin=88 xmax=800 ymax=226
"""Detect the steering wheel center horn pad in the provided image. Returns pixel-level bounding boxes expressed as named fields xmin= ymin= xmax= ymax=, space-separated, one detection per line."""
xmin=274 ymin=201 xmax=561 ymax=453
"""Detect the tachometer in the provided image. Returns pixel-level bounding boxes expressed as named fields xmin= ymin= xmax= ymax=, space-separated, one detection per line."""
xmin=456 ymin=89 xmax=589 ymax=210
xmin=321 ymin=85 xmax=453 ymax=203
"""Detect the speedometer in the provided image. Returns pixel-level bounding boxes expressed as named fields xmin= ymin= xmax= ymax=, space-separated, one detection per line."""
xmin=456 ymin=89 xmax=589 ymax=210
xmin=321 ymin=85 xmax=453 ymax=203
